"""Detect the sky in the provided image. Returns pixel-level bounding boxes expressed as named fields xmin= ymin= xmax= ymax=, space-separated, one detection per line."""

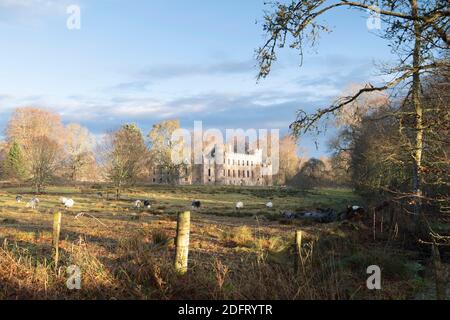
xmin=0 ymin=0 xmax=396 ymax=157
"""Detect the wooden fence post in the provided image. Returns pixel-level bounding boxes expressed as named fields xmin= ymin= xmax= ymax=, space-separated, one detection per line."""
xmin=175 ymin=211 xmax=191 ymax=275
xmin=53 ymin=211 xmax=62 ymax=270
xmin=294 ymin=230 xmax=303 ymax=274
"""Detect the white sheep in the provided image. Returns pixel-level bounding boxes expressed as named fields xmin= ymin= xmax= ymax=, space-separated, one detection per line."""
xmin=26 ymin=198 xmax=39 ymax=209
xmin=133 ymin=200 xmax=142 ymax=209
xmin=236 ymin=202 xmax=244 ymax=210
xmin=60 ymin=197 xmax=68 ymax=204
xmin=266 ymin=202 xmax=273 ymax=208
xmin=63 ymin=199 xmax=75 ymax=209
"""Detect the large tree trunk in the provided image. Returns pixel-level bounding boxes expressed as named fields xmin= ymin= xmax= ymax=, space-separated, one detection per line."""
xmin=411 ymin=0 xmax=424 ymax=225
xmin=71 ymin=164 xmax=77 ymax=181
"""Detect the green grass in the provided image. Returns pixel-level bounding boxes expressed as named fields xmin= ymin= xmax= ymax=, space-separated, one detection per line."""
xmin=0 ymin=185 xmax=361 ymax=218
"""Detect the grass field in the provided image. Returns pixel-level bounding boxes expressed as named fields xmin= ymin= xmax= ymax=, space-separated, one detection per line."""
xmin=0 ymin=185 xmax=431 ymax=300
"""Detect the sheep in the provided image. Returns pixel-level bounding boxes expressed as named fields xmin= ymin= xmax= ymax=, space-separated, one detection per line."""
xmin=266 ymin=202 xmax=273 ymax=209
xmin=16 ymin=195 xmax=23 ymax=203
xmin=236 ymin=202 xmax=244 ymax=210
xmin=143 ymin=200 xmax=151 ymax=209
xmin=281 ymin=211 xmax=295 ymax=219
xmin=354 ymin=206 xmax=365 ymax=215
xmin=282 ymin=208 xmax=340 ymax=223
xmin=63 ymin=199 xmax=75 ymax=209
xmin=191 ymin=200 xmax=201 ymax=210
xmin=343 ymin=205 xmax=366 ymax=220
xmin=317 ymin=208 xmax=337 ymax=223
xmin=133 ymin=200 xmax=142 ymax=209
xmin=26 ymin=198 xmax=39 ymax=209
xmin=60 ymin=197 xmax=68 ymax=205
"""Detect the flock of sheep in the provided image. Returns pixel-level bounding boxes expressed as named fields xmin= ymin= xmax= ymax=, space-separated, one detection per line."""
xmin=13 ymin=193 xmax=275 ymax=215
xmin=15 ymin=195 xmax=75 ymax=210
xmin=15 ymin=195 xmax=40 ymax=209
xmin=191 ymin=200 xmax=273 ymax=211
xmin=14 ymin=193 xmax=362 ymax=223
xmin=133 ymin=199 xmax=152 ymax=209
xmin=134 ymin=199 xmax=273 ymax=212
xmin=280 ymin=205 xmax=366 ymax=223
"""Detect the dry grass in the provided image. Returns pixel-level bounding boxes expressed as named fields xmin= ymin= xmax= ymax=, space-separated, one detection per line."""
xmin=0 ymin=185 xmax=429 ymax=300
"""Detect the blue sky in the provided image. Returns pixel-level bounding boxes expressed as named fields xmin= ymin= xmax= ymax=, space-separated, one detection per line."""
xmin=0 ymin=0 xmax=394 ymax=157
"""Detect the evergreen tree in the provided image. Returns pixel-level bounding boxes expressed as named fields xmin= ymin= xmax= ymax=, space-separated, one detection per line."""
xmin=4 ymin=141 xmax=27 ymax=181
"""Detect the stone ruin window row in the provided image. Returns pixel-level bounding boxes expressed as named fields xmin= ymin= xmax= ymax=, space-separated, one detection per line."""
xmin=227 ymin=159 xmax=255 ymax=166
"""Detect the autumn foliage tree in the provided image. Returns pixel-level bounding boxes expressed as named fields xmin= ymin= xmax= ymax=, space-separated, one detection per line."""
xmin=148 ymin=120 xmax=189 ymax=185
xmin=103 ymin=124 xmax=148 ymax=199
xmin=6 ymin=108 xmax=66 ymax=192
xmin=277 ymin=135 xmax=302 ymax=185
xmin=7 ymin=107 xmax=65 ymax=148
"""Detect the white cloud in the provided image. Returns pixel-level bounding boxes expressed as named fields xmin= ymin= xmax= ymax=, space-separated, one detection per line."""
xmin=0 ymin=0 xmax=74 ymax=19
xmin=0 ymin=0 xmax=64 ymax=9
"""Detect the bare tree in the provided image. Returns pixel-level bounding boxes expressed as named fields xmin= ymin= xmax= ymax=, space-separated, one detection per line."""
xmin=257 ymin=0 xmax=449 ymax=222
xmin=27 ymin=136 xmax=61 ymax=193
xmin=64 ymin=123 xmax=96 ymax=181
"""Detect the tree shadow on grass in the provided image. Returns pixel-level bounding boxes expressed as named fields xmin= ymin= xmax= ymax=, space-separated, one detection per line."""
xmin=0 ymin=221 xmax=120 ymax=251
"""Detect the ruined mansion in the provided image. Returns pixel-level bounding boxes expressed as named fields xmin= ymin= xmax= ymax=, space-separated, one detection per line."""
xmin=150 ymin=143 xmax=273 ymax=186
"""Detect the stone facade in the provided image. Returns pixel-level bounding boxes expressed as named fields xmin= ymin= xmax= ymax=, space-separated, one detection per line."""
xmin=150 ymin=144 xmax=273 ymax=186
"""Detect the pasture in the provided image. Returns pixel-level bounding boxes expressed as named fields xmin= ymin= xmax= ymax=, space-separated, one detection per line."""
xmin=0 ymin=185 xmax=429 ymax=300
